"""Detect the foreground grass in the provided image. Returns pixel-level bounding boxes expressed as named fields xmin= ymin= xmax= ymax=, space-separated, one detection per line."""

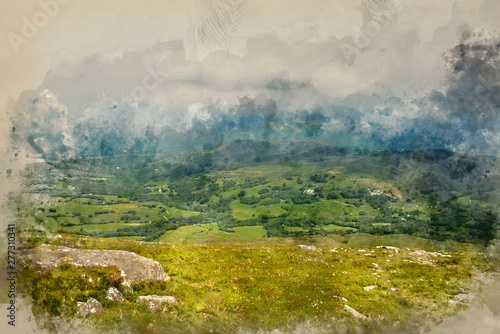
xmin=20 ymin=233 xmax=490 ymax=334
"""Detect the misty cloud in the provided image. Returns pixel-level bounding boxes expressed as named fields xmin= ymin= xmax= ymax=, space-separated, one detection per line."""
xmin=7 ymin=0 xmax=500 ymax=160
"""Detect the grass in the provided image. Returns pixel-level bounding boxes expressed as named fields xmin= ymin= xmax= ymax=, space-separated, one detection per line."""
xmin=232 ymin=226 xmax=267 ymax=239
xmin=16 ymin=152 xmax=499 ymax=333
xmin=23 ymin=233 xmax=487 ymax=334
xmin=158 ymin=223 xmax=267 ymax=243
xmin=230 ymin=201 xmax=286 ymax=221
xmin=66 ymin=222 xmax=145 ymax=233
xmin=42 ymin=198 xmax=200 ymax=235
xmin=322 ymin=224 xmax=357 ymax=232
xmin=332 ymin=233 xmax=472 ymax=251
xmin=29 ymin=158 xmax=496 ymax=246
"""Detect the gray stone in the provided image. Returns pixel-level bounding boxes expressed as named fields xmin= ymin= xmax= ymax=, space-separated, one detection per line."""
xmin=449 ymin=293 xmax=469 ymax=305
xmin=106 ymin=287 xmax=124 ymax=302
xmin=137 ymin=295 xmax=177 ymax=312
xmin=344 ymin=305 xmax=367 ymax=320
xmin=21 ymin=244 xmax=170 ymax=289
xmin=77 ymin=298 xmax=104 ymax=316
xmin=298 ymin=245 xmax=317 ymax=251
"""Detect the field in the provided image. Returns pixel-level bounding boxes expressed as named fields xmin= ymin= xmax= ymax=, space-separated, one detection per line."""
xmin=23 ymin=154 xmax=496 ymax=244
xmin=14 ymin=143 xmax=499 ymax=333
xmin=20 ymin=233 xmax=489 ymax=334
xmin=158 ymin=223 xmax=267 ymax=242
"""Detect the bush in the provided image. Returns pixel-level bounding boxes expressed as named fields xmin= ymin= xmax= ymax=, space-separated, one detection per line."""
xmin=262 ymin=198 xmax=280 ymax=206
xmin=21 ymin=263 xmax=123 ymax=317
xmin=240 ymin=196 xmax=260 ymax=205
xmin=120 ymin=214 xmax=141 ymax=221
xmin=309 ymin=173 xmax=328 ymax=183
xmin=95 ymin=209 xmax=116 ymax=215
xmin=258 ymin=188 xmax=270 ymax=195
xmin=223 ymin=179 xmax=237 ymax=190
xmin=327 ymin=192 xmax=340 ymax=200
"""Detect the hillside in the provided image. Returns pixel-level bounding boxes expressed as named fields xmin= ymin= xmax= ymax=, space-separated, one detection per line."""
xmin=12 ymin=140 xmax=499 ymax=333
xmin=18 ymin=233 xmax=491 ymax=334
xmin=19 ymin=140 xmax=498 ymax=245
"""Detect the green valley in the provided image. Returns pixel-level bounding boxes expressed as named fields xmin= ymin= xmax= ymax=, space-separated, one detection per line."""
xmin=13 ymin=140 xmax=499 ymax=334
xmin=21 ymin=141 xmax=497 ymax=245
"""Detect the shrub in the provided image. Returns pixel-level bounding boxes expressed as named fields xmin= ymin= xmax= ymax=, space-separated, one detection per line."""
xmin=240 ymin=196 xmax=260 ymax=205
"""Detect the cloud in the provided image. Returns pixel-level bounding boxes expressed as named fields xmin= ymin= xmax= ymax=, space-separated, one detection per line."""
xmin=5 ymin=0 xmax=500 ymax=159
xmin=10 ymin=89 xmax=74 ymax=160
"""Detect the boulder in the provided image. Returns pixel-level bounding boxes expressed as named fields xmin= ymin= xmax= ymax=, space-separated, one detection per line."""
xmin=106 ymin=287 xmax=124 ymax=302
xmin=21 ymin=244 xmax=170 ymax=289
xmin=333 ymin=295 xmax=348 ymax=302
xmin=408 ymin=250 xmax=451 ymax=266
xmin=298 ymin=245 xmax=317 ymax=251
xmin=449 ymin=293 xmax=469 ymax=305
xmin=136 ymin=295 xmax=177 ymax=312
xmin=77 ymin=298 xmax=104 ymax=316
xmin=344 ymin=305 xmax=367 ymax=320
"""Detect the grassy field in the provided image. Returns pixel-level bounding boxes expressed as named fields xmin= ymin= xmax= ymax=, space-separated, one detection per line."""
xmin=12 ymin=143 xmax=500 ymax=334
xmin=158 ymin=223 xmax=267 ymax=243
xmin=20 ymin=233 xmax=490 ymax=334
xmin=22 ymin=155 xmax=495 ymax=247
xmin=66 ymin=222 xmax=145 ymax=233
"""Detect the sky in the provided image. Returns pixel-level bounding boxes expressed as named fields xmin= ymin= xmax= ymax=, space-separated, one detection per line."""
xmin=0 ymin=0 xmax=496 ymax=107
xmin=0 ymin=0 xmax=499 ymax=178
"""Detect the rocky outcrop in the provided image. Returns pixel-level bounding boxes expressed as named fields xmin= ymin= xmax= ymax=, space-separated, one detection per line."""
xmin=21 ymin=244 xmax=170 ymax=289
xmin=408 ymin=250 xmax=451 ymax=266
xmin=106 ymin=287 xmax=125 ymax=302
xmin=298 ymin=245 xmax=317 ymax=251
xmin=136 ymin=295 xmax=177 ymax=312
xmin=78 ymin=298 xmax=104 ymax=316
xmin=344 ymin=305 xmax=367 ymax=320
xmin=449 ymin=293 xmax=469 ymax=305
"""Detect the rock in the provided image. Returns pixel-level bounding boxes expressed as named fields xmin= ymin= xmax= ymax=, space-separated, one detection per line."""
xmin=136 ymin=295 xmax=177 ymax=312
xmin=454 ymin=293 xmax=469 ymax=303
xmin=333 ymin=295 xmax=348 ymax=302
xmin=106 ymin=287 xmax=124 ymax=302
xmin=449 ymin=293 xmax=469 ymax=305
xmin=21 ymin=244 xmax=170 ymax=289
xmin=376 ymin=245 xmax=399 ymax=252
xmin=364 ymin=285 xmax=376 ymax=291
xmin=344 ymin=305 xmax=367 ymax=320
xmin=77 ymin=298 xmax=104 ymax=316
xmin=298 ymin=245 xmax=317 ymax=251
xmin=408 ymin=250 xmax=451 ymax=266
xmin=304 ymin=189 xmax=315 ymax=195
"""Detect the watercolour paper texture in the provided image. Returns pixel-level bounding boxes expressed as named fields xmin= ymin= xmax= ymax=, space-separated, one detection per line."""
xmin=1 ymin=1 xmax=499 ymax=333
